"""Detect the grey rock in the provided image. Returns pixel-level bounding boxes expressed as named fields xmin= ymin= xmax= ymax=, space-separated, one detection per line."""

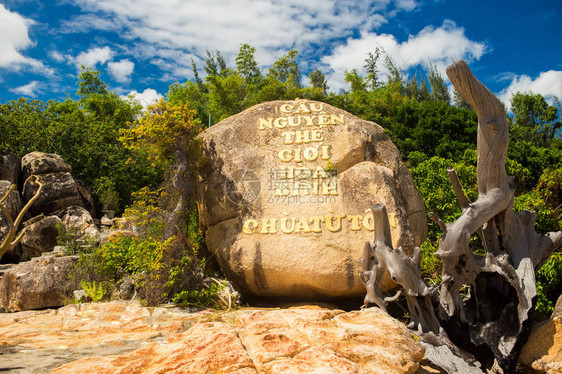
xmin=421 ymin=342 xmax=483 ymax=374
xmin=75 ymin=179 xmax=96 ymax=218
xmin=23 ymin=172 xmax=82 ymax=215
xmin=119 ymin=277 xmax=135 ymax=300
xmin=553 ymin=293 xmax=562 ymax=320
xmin=21 ymin=152 xmax=71 ymax=181
xmin=20 ymin=216 xmax=61 ymax=259
xmin=56 ymin=205 xmax=100 ymax=241
xmin=0 ymin=255 xmax=80 ymax=312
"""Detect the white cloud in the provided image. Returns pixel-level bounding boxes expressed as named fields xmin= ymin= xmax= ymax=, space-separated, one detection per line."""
xmin=60 ymin=14 xmax=121 ymax=33
xmin=49 ymin=50 xmax=66 ymax=63
xmin=122 ymin=88 xmax=163 ymax=109
xmin=75 ymin=46 xmax=113 ymax=67
xmin=108 ymin=59 xmax=134 ymax=83
xmin=395 ymin=0 xmax=418 ymax=11
xmin=498 ymin=70 xmax=562 ymax=109
xmin=0 ymin=4 xmax=49 ymax=73
xmin=321 ymin=20 xmax=488 ymax=91
xmin=9 ymin=80 xmax=41 ymax=96
xmin=69 ymin=0 xmax=418 ymax=80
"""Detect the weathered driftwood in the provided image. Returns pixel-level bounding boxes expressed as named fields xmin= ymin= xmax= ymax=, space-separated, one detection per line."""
xmin=0 ymin=175 xmax=44 ymax=259
xmin=361 ymin=203 xmax=440 ymax=334
xmin=360 ymin=61 xmax=562 ymax=372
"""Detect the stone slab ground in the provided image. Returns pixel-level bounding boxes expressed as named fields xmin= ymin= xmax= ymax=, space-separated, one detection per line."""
xmin=0 ymin=300 xmax=427 ymax=373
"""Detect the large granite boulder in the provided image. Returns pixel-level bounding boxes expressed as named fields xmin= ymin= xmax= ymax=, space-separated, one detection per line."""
xmin=0 ymin=152 xmax=21 ymax=185
xmin=196 ymin=99 xmax=427 ymax=299
xmin=19 ymin=215 xmax=62 ymax=259
xmin=23 ymin=172 xmax=83 ymax=215
xmin=57 ymin=205 xmax=100 ymax=240
xmin=0 ymin=254 xmax=80 ymax=312
xmin=21 ymin=151 xmax=71 ymax=181
xmin=21 ymin=152 xmax=83 ymax=216
xmin=0 ymin=180 xmax=23 ymax=218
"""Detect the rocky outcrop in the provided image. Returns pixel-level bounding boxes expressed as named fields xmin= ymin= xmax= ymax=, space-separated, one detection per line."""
xmin=19 ymin=215 xmax=61 ymax=259
xmin=0 ymin=301 xmax=425 ymax=373
xmin=23 ymin=172 xmax=83 ymax=216
xmin=1 ymin=151 xmax=99 ymax=264
xmin=519 ymin=295 xmax=562 ymax=373
xmin=21 ymin=151 xmax=71 ymax=181
xmin=57 ymin=205 xmax=100 ymax=240
xmin=0 ymin=254 xmax=80 ymax=312
xmin=196 ymin=99 xmax=427 ymax=299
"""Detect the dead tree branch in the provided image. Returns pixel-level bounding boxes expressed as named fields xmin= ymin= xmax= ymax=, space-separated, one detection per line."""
xmin=0 ymin=175 xmax=44 ymax=259
xmin=360 ymin=60 xmax=561 ymax=372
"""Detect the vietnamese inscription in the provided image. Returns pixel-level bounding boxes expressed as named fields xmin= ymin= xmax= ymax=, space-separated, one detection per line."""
xmin=243 ymin=102 xmax=393 ymax=235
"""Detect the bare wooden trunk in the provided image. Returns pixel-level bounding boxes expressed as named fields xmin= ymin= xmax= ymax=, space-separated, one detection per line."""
xmin=360 ymin=61 xmax=562 ymax=372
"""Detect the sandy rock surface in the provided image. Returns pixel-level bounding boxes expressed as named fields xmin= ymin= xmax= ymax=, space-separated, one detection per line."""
xmin=519 ymin=295 xmax=562 ymax=373
xmin=0 ymin=301 xmax=425 ymax=373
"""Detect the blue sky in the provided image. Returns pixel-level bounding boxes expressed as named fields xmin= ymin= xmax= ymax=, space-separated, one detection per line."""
xmin=1 ymin=0 xmax=561 ymax=109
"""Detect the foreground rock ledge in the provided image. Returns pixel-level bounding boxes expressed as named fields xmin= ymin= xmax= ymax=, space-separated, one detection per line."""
xmin=0 ymin=301 xmax=425 ymax=373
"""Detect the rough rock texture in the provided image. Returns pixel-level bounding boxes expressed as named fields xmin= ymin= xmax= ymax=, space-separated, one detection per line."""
xmin=56 ymin=205 xmax=100 ymax=240
xmin=0 ymin=301 xmax=425 ymax=373
xmin=19 ymin=215 xmax=62 ymax=259
xmin=21 ymin=151 xmax=71 ymax=181
xmin=519 ymin=295 xmax=562 ymax=373
xmin=23 ymin=172 xmax=83 ymax=215
xmin=0 ymin=254 xmax=80 ymax=312
xmin=75 ymin=179 xmax=96 ymax=217
xmin=196 ymin=99 xmax=427 ymax=299
xmin=0 ymin=152 xmax=21 ymax=185
xmin=0 ymin=301 xmax=193 ymax=373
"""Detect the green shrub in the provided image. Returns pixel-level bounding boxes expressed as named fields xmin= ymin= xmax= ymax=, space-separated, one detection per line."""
xmin=536 ymin=251 xmax=562 ymax=314
xmin=67 ymin=186 xmax=221 ymax=308
xmin=81 ymin=280 xmax=109 ymax=302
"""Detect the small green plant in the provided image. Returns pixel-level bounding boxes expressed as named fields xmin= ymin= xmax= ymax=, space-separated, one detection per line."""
xmin=172 ymin=281 xmax=223 ymax=308
xmin=81 ymin=280 xmax=108 ymax=302
xmin=325 ymin=159 xmax=337 ymax=176
xmin=56 ymin=221 xmax=97 ymax=255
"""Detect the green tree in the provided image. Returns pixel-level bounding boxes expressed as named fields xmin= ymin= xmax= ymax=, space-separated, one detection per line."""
xmin=510 ymin=92 xmax=561 ymax=146
xmin=120 ymin=98 xmax=203 ymax=233
xmin=308 ymin=69 xmax=328 ymax=94
xmin=268 ymin=49 xmax=300 ymax=88
xmin=364 ymin=48 xmax=381 ymax=90
xmin=191 ymin=58 xmax=205 ymax=90
xmin=427 ymin=63 xmax=450 ymax=104
xmin=0 ymin=98 xmax=51 ymax=155
xmin=383 ymin=52 xmax=404 ymax=89
xmin=236 ymin=43 xmax=262 ymax=83
xmin=344 ymin=69 xmax=367 ymax=94
xmin=77 ymin=66 xmax=108 ymax=97
xmin=168 ymin=80 xmax=210 ymax=127
xmin=206 ymin=73 xmax=247 ymax=122
xmin=0 ymin=68 xmax=161 ymax=213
